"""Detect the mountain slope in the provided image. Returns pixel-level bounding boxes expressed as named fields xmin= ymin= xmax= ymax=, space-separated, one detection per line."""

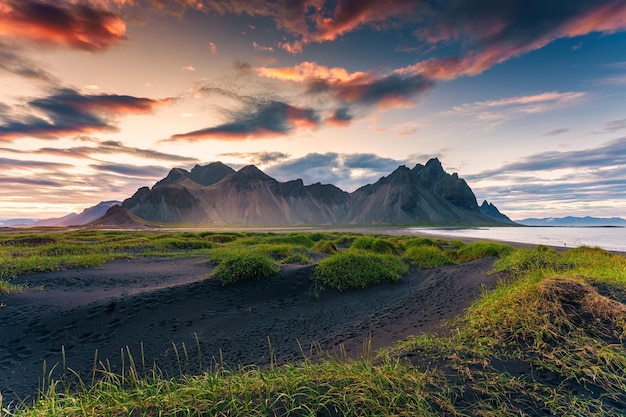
xmin=33 ymin=201 xmax=121 ymax=227
xmin=113 ymin=159 xmax=512 ymax=226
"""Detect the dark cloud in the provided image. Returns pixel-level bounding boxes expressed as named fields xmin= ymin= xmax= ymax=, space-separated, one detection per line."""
xmin=309 ymin=74 xmax=433 ymax=110
xmin=91 ymin=163 xmax=169 ymax=178
xmin=195 ymin=0 xmax=427 ymax=53
xmin=400 ymin=0 xmax=626 ymax=80
xmin=218 ymin=151 xmax=290 ymax=165
xmin=265 ymin=152 xmax=406 ymax=191
xmin=166 ymin=100 xmax=319 ymax=142
xmin=326 ymin=108 xmax=353 ymax=127
xmin=543 ymin=128 xmax=570 ymax=137
xmin=467 ymin=137 xmax=626 ymax=181
xmin=343 ymin=154 xmax=402 ymax=170
xmin=0 ymin=88 xmax=172 ymax=141
xmin=0 ymin=0 xmax=127 ymax=50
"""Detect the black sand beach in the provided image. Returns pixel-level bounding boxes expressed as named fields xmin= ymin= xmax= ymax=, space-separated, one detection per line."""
xmin=1 ymin=255 xmax=499 ymax=404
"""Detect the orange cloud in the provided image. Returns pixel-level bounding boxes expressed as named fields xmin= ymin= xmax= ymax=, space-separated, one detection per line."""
xmin=257 ymin=61 xmax=367 ymax=83
xmin=0 ymin=0 xmax=126 ymax=50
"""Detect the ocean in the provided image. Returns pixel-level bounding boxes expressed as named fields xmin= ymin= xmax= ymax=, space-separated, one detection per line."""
xmin=407 ymin=226 xmax=626 ymax=252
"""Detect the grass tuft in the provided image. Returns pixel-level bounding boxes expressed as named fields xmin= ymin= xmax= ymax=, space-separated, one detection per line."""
xmin=314 ymin=251 xmax=408 ymax=290
xmin=211 ymin=252 xmax=280 ymax=285
xmin=402 ymin=245 xmax=457 ymax=268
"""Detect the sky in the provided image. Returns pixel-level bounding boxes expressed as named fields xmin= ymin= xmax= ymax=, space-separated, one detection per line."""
xmin=1 ymin=0 xmax=626 ymax=221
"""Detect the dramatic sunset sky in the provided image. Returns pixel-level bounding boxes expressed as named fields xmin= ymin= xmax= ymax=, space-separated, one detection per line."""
xmin=1 ymin=0 xmax=626 ymax=221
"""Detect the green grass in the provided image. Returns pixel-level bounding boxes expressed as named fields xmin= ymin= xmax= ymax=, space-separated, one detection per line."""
xmin=314 ymin=251 xmax=409 ymax=290
xmin=402 ymin=245 xmax=457 ymax=268
xmin=349 ymin=236 xmax=400 ymax=254
xmin=211 ymin=252 xmax=280 ymax=285
xmin=450 ymin=240 xmax=514 ymax=263
xmin=310 ymin=240 xmax=338 ymax=254
xmin=4 ymin=231 xmax=626 ymax=416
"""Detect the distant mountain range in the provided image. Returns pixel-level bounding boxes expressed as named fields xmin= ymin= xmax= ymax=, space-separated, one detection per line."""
xmin=89 ymin=158 xmax=514 ymax=227
xmin=517 ymin=216 xmax=626 ymax=227
xmin=0 ymin=201 xmax=120 ymax=228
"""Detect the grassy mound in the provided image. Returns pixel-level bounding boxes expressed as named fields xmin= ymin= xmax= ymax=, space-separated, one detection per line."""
xmin=310 ymin=240 xmax=338 ymax=254
xmin=314 ymin=251 xmax=408 ymax=290
xmin=350 ymin=237 xmax=399 ymax=254
xmin=403 ymin=245 xmax=456 ymax=268
xmin=211 ymin=252 xmax=279 ymax=285
xmin=451 ymin=241 xmax=514 ymax=263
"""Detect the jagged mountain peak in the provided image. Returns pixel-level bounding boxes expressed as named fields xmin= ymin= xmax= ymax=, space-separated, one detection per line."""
xmin=154 ymin=167 xmax=190 ymax=188
xmin=189 ymin=162 xmax=235 ymax=186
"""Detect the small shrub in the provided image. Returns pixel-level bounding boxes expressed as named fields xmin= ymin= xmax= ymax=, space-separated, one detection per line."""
xmin=403 ymin=246 xmax=456 ymax=268
xmin=311 ymin=240 xmax=338 ymax=254
xmin=212 ymin=252 xmax=279 ymax=285
xmin=314 ymin=252 xmax=408 ymax=291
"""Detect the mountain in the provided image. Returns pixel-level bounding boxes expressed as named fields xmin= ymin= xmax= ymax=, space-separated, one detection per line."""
xmin=33 ymin=201 xmax=121 ymax=227
xmin=479 ymin=200 xmax=516 ymax=225
xmin=517 ymin=216 xmax=626 ymax=227
xmin=112 ymin=158 xmax=512 ymax=227
xmin=87 ymin=205 xmax=148 ymax=227
xmin=0 ymin=218 xmax=37 ymax=227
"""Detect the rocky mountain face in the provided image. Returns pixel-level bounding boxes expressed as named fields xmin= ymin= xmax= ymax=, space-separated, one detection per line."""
xmin=114 ymin=159 xmax=513 ymax=226
xmin=479 ymin=200 xmax=516 ymax=225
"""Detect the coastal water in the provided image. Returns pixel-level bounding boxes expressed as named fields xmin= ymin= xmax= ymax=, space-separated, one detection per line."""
xmin=408 ymin=226 xmax=626 ymax=252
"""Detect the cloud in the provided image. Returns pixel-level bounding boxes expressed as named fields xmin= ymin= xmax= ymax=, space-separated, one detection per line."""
xmin=166 ymin=100 xmax=320 ymax=142
xmin=35 ymin=138 xmax=198 ymax=163
xmin=326 ymin=108 xmax=353 ymax=128
xmin=182 ymin=65 xmax=196 ymax=71
xmin=207 ymin=41 xmax=217 ymax=54
xmin=603 ymin=118 xmax=626 ymax=133
xmin=252 ymin=41 xmax=274 ymax=52
xmin=0 ymin=157 xmax=72 ymax=170
xmin=467 ymin=136 xmax=626 ymax=180
xmin=90 ymin=163 xmax=169 ymax=177
xmin=0 ymin=176 xmax=63 ymax=187
xmin=257 ymin=61 xmax=433 ymax=115
xmin=218 ymin=151 xmax=290 ymax=165
xmin=265 ymin=152 xmax=407 ymax=191
xmin=198 ymin=0 xmax=427 ymax=53
xmin=0 ymin=43 xmax=58 ymax=83
xmin=0 ymin=88 xmax=173 ymax=141
xmin=399 ymin=0 xmax=626 ymax=80
xmin=0 ymin=0 xmax=127 ymax=50
xmin=543 ymin=128 xmax=570 ymax=137
xmin=443 ymin=91 xmax=585 ymax=126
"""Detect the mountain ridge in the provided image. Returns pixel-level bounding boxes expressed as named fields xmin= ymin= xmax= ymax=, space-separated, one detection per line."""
xmin=518 ymin=216 xmax=626 ymax=227
xmin=115 ymin=158 xmax=514 ymax=227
